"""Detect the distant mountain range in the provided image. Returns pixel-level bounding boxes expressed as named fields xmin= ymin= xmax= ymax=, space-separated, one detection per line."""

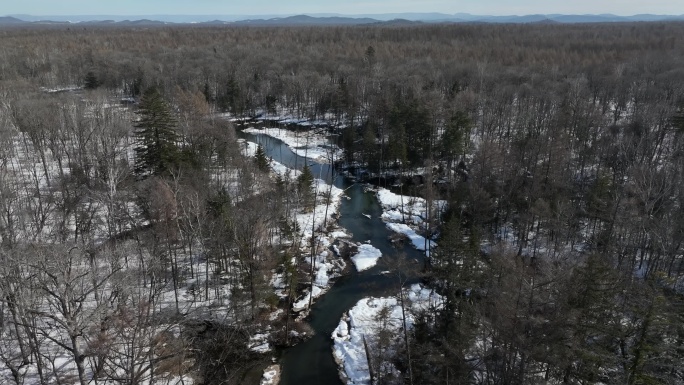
xmin=2 ymin=13 xmax=684 ymax=26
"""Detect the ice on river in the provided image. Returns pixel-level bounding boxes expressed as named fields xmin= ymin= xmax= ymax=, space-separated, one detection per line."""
xmin=350 ymin=244 xmax=383 ymax=272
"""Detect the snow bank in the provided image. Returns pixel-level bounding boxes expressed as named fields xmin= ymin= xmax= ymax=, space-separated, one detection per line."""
xmin=261 ymin=364 xmax=281 ymax=385
xmin=237 ymin=138 xmax=258 ymax=157
xmin=330 ymin=230 xmax=352 ymax=239
xmin=292 ymin=285 xmax=323 ymax=312
xmin=332 ymin=284 xmax=443 ymax=385
xmin=40 ymin=85 xmax=81 ymax=93
xmin=376 ymin=188 xmax=446 ymax=256
xmin=249 ymin=333 xmax=272 ymax=353
xmin=295 ymin=179 xmax=343 ymax=241
xmin=270 ymin=159 xmax=301 ymax=178
xmin=376 ymin=188 xmax=446 ymax=226
xmin=237 ymin=133 xmax=347 ymax=313
xmin=236 ymin=139 xmax=300 ymax=180
xmin=291 ymin=181 xmax=346 ymax=312
xmin=350 ymin=244 xmax=382 ymax=272
xmin=385 ymin=223 xmax=435 ymax=257
xmin=244 ymin=127 xmax=342 ymax=163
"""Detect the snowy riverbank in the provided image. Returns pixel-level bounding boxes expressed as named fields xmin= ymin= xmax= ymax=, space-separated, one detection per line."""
xmin=239 ymin=136 xmax=349 ymax=316
xmin=241 ymin=129 xmax=448 ymax=385
xmin=244 ymin=126 xmax=343 ymax=163
xmin=332 ymin=284 xmax=444 ymax=385
xmin=375 ymin=188 xmax=446 ymax=257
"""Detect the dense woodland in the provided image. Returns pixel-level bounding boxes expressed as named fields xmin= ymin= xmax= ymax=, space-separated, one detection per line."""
xmin=0 ymin=22 xmax=683 ymax=384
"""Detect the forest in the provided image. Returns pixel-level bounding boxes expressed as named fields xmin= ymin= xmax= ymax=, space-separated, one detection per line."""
xmin=0 ymin=21 xmax=683 ymax=385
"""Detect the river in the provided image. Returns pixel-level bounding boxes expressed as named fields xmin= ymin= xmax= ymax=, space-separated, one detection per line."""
xmin=239 ymin=129 xmax=424 ymax=385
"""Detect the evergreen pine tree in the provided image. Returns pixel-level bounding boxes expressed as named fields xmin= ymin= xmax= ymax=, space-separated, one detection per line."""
xmin=254 ymin=144 xmax=269 ymax=172
xmin=84 ymin=71 xmax=99 ymax=90
xmin=133 ymin=87 xmax=180 ymax=176
xmin=441 ymin=111 xmax=471 ymax=165
xmin=297 ymin=164 xmax=315 ymax=210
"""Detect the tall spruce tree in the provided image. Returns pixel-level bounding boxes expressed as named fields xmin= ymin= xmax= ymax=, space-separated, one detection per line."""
xmin=297 ymin=164 xmax=315 ymax=210
xmin=133 ymin=87 xmax=180 ymax=176
xmin=254 ymin=144 xmax=269 ymax=172
xmin=441 ymin=111 xmax=472 ymax=169
xmin=83 ymin=70 xmax=99 ymax=90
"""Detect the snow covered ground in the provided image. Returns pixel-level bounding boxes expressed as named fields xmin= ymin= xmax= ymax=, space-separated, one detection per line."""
xmin=375 ymin=188 xmax=446 ymax=257
xmin=238 ymin=138 xmax=258 ymax=157
xmin=0 ymin=126 xmax=332 ymax=384
xmin=386 ymin=223 xmax=436 ymax=255
xmin=249 ymin=332 xmax=273 ymax=353
xmin=288 ymin=178 xmax=348 ymax=313
xmin=332 ymin=284 xmax=444 ymax=385
xmin=40 ymin=85 xmax=82 ymax=93
xmin=261 ymin=364 xmax=281 ymax=385
xmin=221 ymin=104 xmax=365 ymax=129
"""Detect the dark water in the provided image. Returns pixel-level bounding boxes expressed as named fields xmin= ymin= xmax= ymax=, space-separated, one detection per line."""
xmin=239 ymin=131 xmax=423 ymax=385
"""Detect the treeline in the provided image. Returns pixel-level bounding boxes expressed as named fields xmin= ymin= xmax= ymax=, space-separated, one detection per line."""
xmin=1 ymin=23 xmax=682 ymax=110
xmin=0 ymin=22 xmax=683 ymax=384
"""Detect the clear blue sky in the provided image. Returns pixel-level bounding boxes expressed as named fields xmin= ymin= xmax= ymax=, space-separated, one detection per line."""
xmin=4 ymin=0 xmax=681 ymax=16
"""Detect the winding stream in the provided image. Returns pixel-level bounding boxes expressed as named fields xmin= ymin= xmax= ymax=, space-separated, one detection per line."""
xmin=239 ymin=130 xmax=424 ymax=385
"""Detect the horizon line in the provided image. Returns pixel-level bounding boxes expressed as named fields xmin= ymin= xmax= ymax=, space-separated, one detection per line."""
xmin=6 ymin=12 xmax=684 ymax=18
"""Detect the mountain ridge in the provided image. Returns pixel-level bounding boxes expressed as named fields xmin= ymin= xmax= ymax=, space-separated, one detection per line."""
xmin=2 ymin=13 xmax=684 ymax=26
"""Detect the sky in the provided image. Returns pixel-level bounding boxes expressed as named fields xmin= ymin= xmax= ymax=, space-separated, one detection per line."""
xmin=4 ymin=0 xmax=682 ymax=17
